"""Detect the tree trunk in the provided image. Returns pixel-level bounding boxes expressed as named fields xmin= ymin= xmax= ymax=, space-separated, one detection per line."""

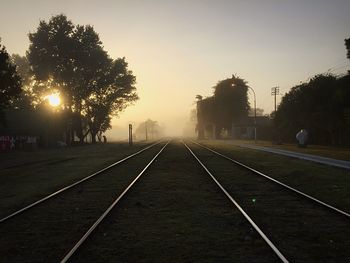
xmin=97 ymin=132 xmax=102 ymax=142
xmin=80 ymin=129 xmax=90 ymax=143
xmin=91 ymin=131 xmax=97 ymax=144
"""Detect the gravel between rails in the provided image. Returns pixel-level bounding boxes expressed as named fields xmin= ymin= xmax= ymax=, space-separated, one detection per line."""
xmin=70 ymin=140 xmax=279 ymax=263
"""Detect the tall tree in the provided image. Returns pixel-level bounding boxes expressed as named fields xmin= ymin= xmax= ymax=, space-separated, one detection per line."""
xmin=27 ymin=14 xmax=96 ymax=111
xmin=197 ymin=75 xmax=250 ymax=138
xmin=213 ymin=75 xmax=249 ymax=130
xmin=27 ymin=14 xmax=138 ymax=144
xmin=0 ymin=41 xmax=22 ymax=123
xmin=274 ymin=74 xmax=348 ymax=145
xmin=85 ymin=57 xmax=138 ymax=143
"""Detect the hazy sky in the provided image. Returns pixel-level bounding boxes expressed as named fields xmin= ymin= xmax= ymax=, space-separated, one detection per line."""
xmin=1 ymin=0 xmax=349 ymax=138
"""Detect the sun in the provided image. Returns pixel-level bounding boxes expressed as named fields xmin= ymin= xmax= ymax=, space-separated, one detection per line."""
xmin=46 ymin=93 xmax=61 ymax=107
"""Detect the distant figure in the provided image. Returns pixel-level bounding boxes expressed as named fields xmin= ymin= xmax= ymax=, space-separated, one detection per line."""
xmin=10 ymin=137 xmax=15 ymax=150
xmin=296 ymin=129 xmax=308 ymax=148
xmin=103 ymin=135 xmax=107 ymax=143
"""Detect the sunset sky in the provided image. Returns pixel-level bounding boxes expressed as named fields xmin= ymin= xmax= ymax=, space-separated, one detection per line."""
xmin=1 ymin=0 xmax=349 ymax=138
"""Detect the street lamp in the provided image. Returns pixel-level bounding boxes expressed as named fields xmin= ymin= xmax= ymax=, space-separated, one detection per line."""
xmin=231 ymin=75 xmax=257 ymax=143
xmin=247 ymin=86 xmax=257 ymax=143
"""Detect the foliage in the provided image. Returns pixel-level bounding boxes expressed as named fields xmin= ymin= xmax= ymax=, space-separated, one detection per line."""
xmin=213 ymin=76 xmax=249 ymax=127
xmin=274 ymin=74 xmax=350 ymax=145
xmin=0 ymin=42 xmax=22 ymax=123
xmin=10 ymin=54 xmax=34 ymax=109
xmin=27 ymin=14 xmax=138 ymax=143
xmin=85 ymin=57 xmax=138 ymax=142
xmin=197 ymin=75 xmax=250 ymax=138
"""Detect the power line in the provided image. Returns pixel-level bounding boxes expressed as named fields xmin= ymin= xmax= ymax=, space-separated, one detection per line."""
xmin=301 ymin=60 xmax=349 ymax=83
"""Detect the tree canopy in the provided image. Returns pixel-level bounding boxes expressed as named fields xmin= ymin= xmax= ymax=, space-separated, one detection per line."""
xmin=274 ymin=74 xmax=350 ymax=145
xmin=0 ymin=41 xmax=22 ymax=123
xmin=26 ymin=14 xmax=138 ymax=143
xmin=274 ymin=38 xmax=350 ymax=146
xmin=197 ymin=75 xmax=250 ymax=138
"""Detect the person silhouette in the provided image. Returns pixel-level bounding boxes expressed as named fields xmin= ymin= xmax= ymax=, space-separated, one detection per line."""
xmin=296 ymin=129 xmax=308 ymax=148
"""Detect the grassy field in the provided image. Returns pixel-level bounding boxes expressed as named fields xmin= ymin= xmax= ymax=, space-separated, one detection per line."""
xmin=198 ymin=139 xmax=350 ymax=212
xmin=0 ymin=141 xmax=158 ymax=216
xmin=0 ymin=142 xmax=167 ymax=262
xmin=228 ymin=139 xmax=350 ymax=161
xmin=189 ymin=141 xmax=350 ymax=262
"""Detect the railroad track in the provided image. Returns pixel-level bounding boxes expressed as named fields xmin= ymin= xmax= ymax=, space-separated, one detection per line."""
xmin=185 ymin=140 xmax=350 ymax=262
xmin=1 ymin=140 xmax=349 ymax=262
xmin=60 ymin=140 xmax=281 ymax=262
xmin=190 ymin=140 xmax=350 ymax=218
xmin=0 ymin=141 xmax=161 ymax=223
xmin=61 ymin=141 xmax=170 ymax=262
xmin=0 ymin=141 xmax=168 ymax=261
xmin=184 ymin=141 xmax=288 ymax=262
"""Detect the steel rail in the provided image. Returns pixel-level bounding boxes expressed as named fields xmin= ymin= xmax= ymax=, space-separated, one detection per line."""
xmin=191 ymin=140 xmax=350 ymax=219
xmin=0 ymin=141 xmax=162 ymax=224
xmin=183 ymin=142 xmax=289 ymax=263
xmin=60 ymin=140 xmax=170 ymax=263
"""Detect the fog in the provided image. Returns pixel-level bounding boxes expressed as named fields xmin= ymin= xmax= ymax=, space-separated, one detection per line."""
xmin=1 ymin=1 xmax=349 ymax=143
xmin=106 ymin=111 xmax=197 ymax=141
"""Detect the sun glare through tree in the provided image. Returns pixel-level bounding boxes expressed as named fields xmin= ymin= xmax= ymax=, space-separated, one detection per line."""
xmin=45 ymin=93 xmax=61 ymax=107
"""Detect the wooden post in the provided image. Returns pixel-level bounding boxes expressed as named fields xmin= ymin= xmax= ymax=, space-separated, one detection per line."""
xmin=129 ymin=124 xmax=133 ymax=146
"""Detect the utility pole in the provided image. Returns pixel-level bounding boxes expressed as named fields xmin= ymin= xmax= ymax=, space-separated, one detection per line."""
xmin=271 ymin=87 xmax=279 ymax=112
xmin=129 ymin=124 xmax=133 ymax=146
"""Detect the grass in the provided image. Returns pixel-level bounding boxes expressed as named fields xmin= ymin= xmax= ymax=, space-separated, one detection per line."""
xmin=0 ymin=140 xmax=158 ymax=216
xmin=72 ymin=141 xmax=277 ymax=262
xmin=0 ymin=143 xmax=166 ymax=262
xmin=198 ymin=140 xmax=350 ymax=212
xmin=228 ymin=139 xmax=350 ymax=161
xmin=189 ymin=141 xmax=350 ymax=262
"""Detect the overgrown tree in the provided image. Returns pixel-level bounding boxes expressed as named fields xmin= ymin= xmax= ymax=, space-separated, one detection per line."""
xmin=213 ymin=75 xmax=249 ymax=131
xmin=197 ymin=75 xmax=250 ymax=138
